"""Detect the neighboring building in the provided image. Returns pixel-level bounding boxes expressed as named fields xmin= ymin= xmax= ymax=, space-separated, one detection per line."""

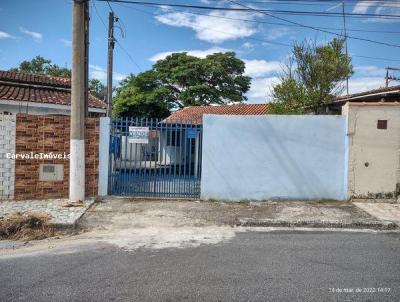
xmin=342 ymin=102 xmax=400 ymax=199
xmin=324 ymin=85 xmax=400 ymax=114
xmin=0 ymin=70 xmax=106 ymax=116
xmin=162 ymin=103 xmax=268 ymax=125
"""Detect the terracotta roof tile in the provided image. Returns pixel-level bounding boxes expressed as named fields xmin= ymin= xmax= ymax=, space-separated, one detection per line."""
xmin=0 ymin=70 xmax=70 ymax=88
xmin=162 ymin=104 xmax=268 ymax=125
xmin=0 ymin=70 xmax=106 ymax=109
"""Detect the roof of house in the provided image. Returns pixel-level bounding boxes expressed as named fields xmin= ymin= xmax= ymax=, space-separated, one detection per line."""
xmin=0 ymin=70 xmax=106 ymax=109
xmin=333 ymin=85 xmax=400 ymax=104
xmin=348 ymin=101 xmax=400 ymax=107
xmin=162 ymin=104 xmax=268 ymax=125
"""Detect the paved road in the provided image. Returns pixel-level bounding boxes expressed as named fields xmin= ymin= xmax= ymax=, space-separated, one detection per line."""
xmin=1 ymin=231 xmax=399 ymax=302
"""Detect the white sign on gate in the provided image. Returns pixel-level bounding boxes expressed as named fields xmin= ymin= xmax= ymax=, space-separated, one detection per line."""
xmin=128 ymin=126 xmax=149 ymax=144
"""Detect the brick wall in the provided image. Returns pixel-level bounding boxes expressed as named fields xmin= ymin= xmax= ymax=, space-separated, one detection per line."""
xmin=14 ymin=114 xmax=99 ymax=200
xmin=0 ymin=113 xmax=16 ymax=200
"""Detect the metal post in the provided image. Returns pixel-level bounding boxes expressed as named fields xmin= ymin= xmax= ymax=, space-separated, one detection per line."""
xmin=194 ymin=131 xmax=199 ymax=178
xmin=107 ymin=12 xmax=115 ymax=117
xmin=70 ymin=0 xmax=86 ymax=201
xmin=342 ymin=2 xmax=349 ymax=95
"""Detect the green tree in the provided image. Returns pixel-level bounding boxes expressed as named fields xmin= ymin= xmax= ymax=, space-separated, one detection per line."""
xmin=269 ymin=38 xmax=353 ymax=114
xmin=88 ymin=78 xmax=107 ymax=99
xmin=113 ymin=52 xmax=251 ymax=118
xmin=10 ymin=55 xmax=71 ymax=78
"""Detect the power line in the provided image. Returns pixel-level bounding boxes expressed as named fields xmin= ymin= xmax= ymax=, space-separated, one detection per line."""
xmin=106 ymin=0 xmax=114 ymax=12
xmin=115 ymin=40 xmax=142 ymax=71
xmin=93 ymin=0 xmax=108 ymax=30
xmin=98 ymin=0 xmax=400 ymax=48
xmin=211 ymin=0 xmax=400 ymax=7
xmin=227 ymin=0 xmax=400 ymax=48
xmin=97 ymin=0 xmax=400 ymax=19
xmin=206 ymin=0 xmax=400 ymax=11
xmin=342 ymin=1 xmax=349 ymax=95
xmin=247 ymin=0 xmax=400 ymax=3
xmin=108 ymin=0 xmax=400 ymax=48
xmin=352 ymin=55 xmax=400 ymax=62
xmin=122 ymin=3 xmax=400 ymax=35
xmin=114 ymin=2 xmax=400 ymax=63
xmin=115 ymin=3 xmax=291 ymax=47
xmin=93 ymin=0 xmax=142 ymax=72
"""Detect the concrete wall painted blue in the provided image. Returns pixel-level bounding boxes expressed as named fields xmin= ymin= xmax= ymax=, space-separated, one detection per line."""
xmin=201 ymin=115 xmax=348 ymax=201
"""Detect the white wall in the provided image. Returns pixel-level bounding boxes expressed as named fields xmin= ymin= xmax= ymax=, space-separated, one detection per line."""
xmin=201 ymin=115 xmax=348 ymax=201
xmin=0 ymin=101 xmax=106 ymax=116
xmin=0 ymin=113 xmax=16 ymax=200
xmin=343 ymin=103 xmax=400 ymax=199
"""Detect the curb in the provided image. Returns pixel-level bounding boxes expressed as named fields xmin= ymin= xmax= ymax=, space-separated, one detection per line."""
xmin=238 ymin=218 xmax=398 ymax=230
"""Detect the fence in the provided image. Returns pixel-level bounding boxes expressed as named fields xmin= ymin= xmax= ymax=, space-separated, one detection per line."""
xmin=107 ymin=117 xmax=202 ymax=198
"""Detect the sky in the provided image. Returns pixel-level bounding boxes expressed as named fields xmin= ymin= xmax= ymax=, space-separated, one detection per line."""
xmin=0 ymin=0 xmax=400 ymax=104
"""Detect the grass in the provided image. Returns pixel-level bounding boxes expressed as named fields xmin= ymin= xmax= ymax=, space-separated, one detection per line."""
xmin=0 ymin=212 xmax=55 ymax=241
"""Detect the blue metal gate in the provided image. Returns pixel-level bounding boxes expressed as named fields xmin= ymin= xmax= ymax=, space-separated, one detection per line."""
xmin=109 ymin=117 xmax=202 ymax=198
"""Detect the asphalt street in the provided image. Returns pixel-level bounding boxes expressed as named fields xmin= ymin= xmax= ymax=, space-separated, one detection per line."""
xmin=1 ymin=230 xmax=399 ymax=302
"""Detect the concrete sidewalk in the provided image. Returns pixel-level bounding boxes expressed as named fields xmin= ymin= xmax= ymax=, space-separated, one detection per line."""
xmin=2 ymin=198 xmax=399 ymax=255
xmin=80 ymin=198 xmax=399 ymax=231
xmin=353 ymin=201 xmax=400 ymax=227
xmin=0 ymin=198 xmax=96 ymax=228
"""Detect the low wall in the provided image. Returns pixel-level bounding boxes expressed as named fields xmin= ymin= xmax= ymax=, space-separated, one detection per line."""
xmin=14 ymin=114 xmax=99 ymax=200
xmin=200 ymin=115 xmax=348 ymax=201
xmin=0 ymin=114 xmax=16 ymax=200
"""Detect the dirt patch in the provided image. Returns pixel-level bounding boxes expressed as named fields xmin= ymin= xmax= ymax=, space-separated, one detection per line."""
xmin=0 ymin=212 xmax=55 ymax=241
xmin=61 ymin=200 xmax=84 ymax=207
xmin=307 ymin=200 xmax=352 ymax=206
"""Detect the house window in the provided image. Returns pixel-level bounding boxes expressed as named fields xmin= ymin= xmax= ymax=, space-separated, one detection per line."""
xmin=377 ymin=120 xmax=387 ymax=130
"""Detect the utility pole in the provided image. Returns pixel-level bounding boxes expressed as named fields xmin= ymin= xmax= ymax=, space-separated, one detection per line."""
xmin=386 ymin=68 xmax=389 ymax=87
xmin=70 ymin=0 xmax=87 ymax=201
xmin=107 ymin=12 xmax=116 ymax=117
xmin=342 ymin=1 xmax=349 ymax=95
xmin=84 ymin=1 xmax=89 ymax=117
xmin=385 ymin=67 xmax=400 ymax=87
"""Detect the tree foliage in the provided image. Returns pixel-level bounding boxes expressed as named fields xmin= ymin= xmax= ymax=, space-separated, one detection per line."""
xmin=269 ymin=38 xmax=353 ymax=114
xmin=9 ymin=55 xmax=72 ymax=78
xmin=88 ymin=78 xmax=107 ymax=100
xmin=113 ymin=52 xmax=251 ymax=118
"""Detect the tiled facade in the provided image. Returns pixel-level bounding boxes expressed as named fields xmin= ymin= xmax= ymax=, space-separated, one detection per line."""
xmin=0 ymin=113 xmax=16 ymax=200
xmin=13 ymin=114 xmax=99 ymax=200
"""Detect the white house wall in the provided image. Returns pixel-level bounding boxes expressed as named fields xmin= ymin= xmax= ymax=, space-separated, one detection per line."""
xmin=0 ymin=101 xmax=106 ymax=116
